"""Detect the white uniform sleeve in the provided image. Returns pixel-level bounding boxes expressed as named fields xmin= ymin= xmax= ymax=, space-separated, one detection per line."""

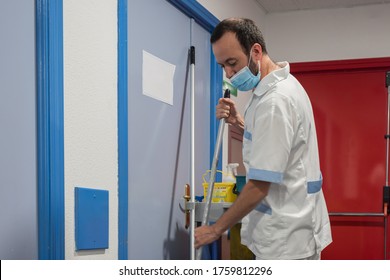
xmin=247 ymin=94 xmax=295 ymax=183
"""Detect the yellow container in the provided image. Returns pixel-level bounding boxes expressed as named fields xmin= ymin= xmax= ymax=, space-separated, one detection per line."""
xmin=202 ymin=170 xmax=237 ymax=203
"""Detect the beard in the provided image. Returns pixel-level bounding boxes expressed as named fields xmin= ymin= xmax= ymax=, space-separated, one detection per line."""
xmin=248 ymin=58 xmax=259 ymax=76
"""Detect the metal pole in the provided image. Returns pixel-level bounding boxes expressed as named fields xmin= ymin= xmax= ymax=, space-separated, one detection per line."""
xmin=385 ymin=215 xmax=388 ymax=260
xmin=329 ymin=212 xmax=385 ymax=217
xmin=385 ymin=73 xmax=390 ymax=260
xmin=190 ymin=59 xmax=196 ymax=260
xmin=386 ymin=78 xmax=389 ymax=188
xmin=189 ymin=42 xmax=196 ymax=260
xmin=196 ymin=89 xmax=230 ymax=260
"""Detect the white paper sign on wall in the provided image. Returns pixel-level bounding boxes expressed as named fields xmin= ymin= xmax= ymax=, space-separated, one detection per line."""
xmin=142 ymin=50 xmax=176 ymax=106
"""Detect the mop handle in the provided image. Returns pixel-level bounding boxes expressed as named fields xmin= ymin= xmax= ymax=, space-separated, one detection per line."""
xmin=196 ymin=89 xmax=230 ymax=260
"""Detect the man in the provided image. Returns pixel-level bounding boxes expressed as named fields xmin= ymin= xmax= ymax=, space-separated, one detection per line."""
xmin=194 ymin=18 xmax=332 ymax=260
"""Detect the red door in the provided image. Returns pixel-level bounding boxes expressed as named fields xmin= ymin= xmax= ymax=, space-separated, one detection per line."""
xmin=291 ymin=58 xmax=390 ymax=259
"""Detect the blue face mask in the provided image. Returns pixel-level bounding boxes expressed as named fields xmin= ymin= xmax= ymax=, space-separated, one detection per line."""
xmin=230 ymin=50 xmax=261 ymax=91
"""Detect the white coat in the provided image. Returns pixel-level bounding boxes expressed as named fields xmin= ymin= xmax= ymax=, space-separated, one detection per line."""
xmin=240 ymin=62 xmax=332 ymax=259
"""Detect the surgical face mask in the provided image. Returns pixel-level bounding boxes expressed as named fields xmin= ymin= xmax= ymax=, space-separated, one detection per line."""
xmin=230 ymin=49 xmax=261 ymax=91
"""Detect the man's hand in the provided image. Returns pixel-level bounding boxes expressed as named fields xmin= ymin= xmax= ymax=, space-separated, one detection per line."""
xmin=194 ymin=180 xmax=270 ymax=249
xmin=194 ymin=224 xmax=221 ymax=249
xmin=216 ymin=98 xmax=244 ymax=133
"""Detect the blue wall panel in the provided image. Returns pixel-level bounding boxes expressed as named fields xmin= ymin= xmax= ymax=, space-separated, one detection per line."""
xmin=75 ymin=187 xmax=109 ymax=250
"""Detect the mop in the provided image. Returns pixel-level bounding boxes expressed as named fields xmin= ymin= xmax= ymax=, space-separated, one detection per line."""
xmin=196 ymin=88 xmax=230 ymax=260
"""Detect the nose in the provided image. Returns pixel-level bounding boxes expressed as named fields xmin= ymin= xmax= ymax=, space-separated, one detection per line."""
xmin=224 ymin=67 xmax=235 ymax=79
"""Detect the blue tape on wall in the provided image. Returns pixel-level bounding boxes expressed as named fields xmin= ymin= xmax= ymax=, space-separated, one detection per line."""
xmin=75 ymin=187 xmax=109 ymax=250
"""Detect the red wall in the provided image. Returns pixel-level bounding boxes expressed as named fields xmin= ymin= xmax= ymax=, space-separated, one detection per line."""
xmin=291 ymin=58 xmax=390 ymax=259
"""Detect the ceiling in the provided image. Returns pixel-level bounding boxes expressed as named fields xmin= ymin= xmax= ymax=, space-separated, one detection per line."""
xmin=255 ymin=0 xmax=390 ymax=13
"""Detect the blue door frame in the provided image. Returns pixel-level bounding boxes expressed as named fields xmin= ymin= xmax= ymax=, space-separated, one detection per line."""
xmin=36 ymin=0 xmax=220 ymax=260
xmin=36 ymin=0 xmax=65 ymax=260
xmin=118 ymin=0 xmax=128 ymax=260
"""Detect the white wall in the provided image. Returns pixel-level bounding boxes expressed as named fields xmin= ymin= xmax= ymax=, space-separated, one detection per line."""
xmin=199 ymin=0 xmax=390 ymax=63
xmin=197 ymin=0 xmax=266 ymax=28
xmin=265 ymin=3 xmax=390 ymax=62
xmin=63 ymin=0 xmax=118 ymax=260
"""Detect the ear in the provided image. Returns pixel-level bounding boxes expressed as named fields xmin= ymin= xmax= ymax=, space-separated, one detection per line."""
xmin=252 ymin=43 xmax=263 ymax=61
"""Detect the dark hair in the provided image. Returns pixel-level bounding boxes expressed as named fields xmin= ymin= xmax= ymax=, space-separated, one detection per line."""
xmin=210 ymin=18 xmax=267 ymax=56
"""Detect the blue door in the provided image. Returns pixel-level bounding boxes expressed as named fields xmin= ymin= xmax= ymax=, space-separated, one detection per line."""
xmin=127 ymin=0 xmax=212 ymax=259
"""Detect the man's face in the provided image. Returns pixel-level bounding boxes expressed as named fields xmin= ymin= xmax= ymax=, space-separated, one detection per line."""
xmin=212 ymin=32 xmax=249 ymax=79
